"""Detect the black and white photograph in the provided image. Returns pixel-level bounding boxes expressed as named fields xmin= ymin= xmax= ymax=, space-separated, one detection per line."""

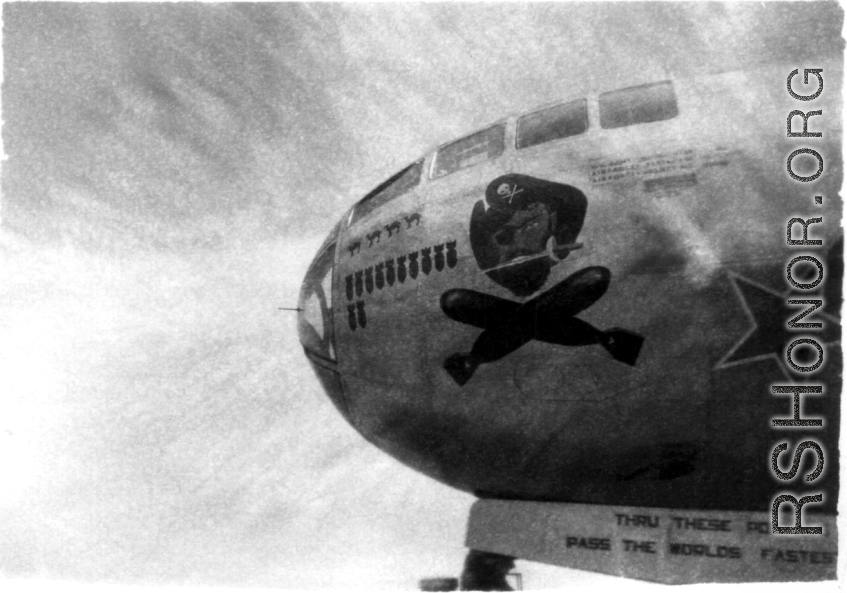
xmin=1 ymin=2 xmax=843 ymax=590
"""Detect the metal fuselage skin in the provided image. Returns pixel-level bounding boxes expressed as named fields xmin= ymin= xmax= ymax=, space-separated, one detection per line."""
xmin=298 ymin=65 xmax=842 ymax=512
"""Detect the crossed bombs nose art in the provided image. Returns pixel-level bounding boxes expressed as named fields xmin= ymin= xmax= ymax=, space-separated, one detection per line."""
xmin=442 ymin=174 xmax=645 ymax=386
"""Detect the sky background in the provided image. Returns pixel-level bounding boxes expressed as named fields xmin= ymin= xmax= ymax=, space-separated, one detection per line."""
xmin=1 ymin=2 xmax=844 ymax=590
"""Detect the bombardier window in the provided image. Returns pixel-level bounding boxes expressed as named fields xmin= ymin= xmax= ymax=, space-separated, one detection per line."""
xmin=432 ymin=124 xmax=505 ymax=179
xmin=517 ymin=99 xmax=588 ymax=149
xmin=599 ymin=81 xmax=678 ymax=129
xmin=352 ymin=160 xmax=423 ymax=224
xmin=298 ymin=244 xmax=337 ymax=362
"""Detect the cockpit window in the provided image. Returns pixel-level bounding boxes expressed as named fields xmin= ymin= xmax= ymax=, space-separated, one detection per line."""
xmin=432 ymin=124 xmax=505 ymax=179
xmin=517 ymin=99 xmax=588 ymax=149
xmin=352 ymin=160 xmax=423 ymax=225
xmin=599 ymin=81 xmax=678 ymax=129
